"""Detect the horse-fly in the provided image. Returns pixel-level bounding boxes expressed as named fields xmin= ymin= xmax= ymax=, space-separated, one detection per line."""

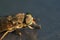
xmin=0 ymin=13 xmax=41 ymax=40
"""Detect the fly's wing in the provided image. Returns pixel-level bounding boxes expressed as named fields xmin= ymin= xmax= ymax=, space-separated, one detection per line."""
xmin=0 ymin=18 xmax=8 ymax=33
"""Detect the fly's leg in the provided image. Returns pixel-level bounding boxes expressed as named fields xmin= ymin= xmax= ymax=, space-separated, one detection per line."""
xmin=28 ymin=26 xmax=34 ymax=29
xmin=15 ymin=29 xmax=22 ymax=36
xmin=0 ymin=31 xmax=9 ymax=40
xmin=0 ymin=27 xmax=14 ymax=40
xmin=15 ymin=29 xmax=22 ymax=40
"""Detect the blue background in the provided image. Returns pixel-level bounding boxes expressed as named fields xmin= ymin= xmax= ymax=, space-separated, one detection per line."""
xmin=0 ymin=0 xmax=60 ymax=40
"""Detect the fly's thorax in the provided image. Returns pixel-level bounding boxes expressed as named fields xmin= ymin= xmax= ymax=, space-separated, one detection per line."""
xmin=14 ymin=23 xmax=24 ymax=29
xmin=16 ymin=13 xmax=25 ymax=23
